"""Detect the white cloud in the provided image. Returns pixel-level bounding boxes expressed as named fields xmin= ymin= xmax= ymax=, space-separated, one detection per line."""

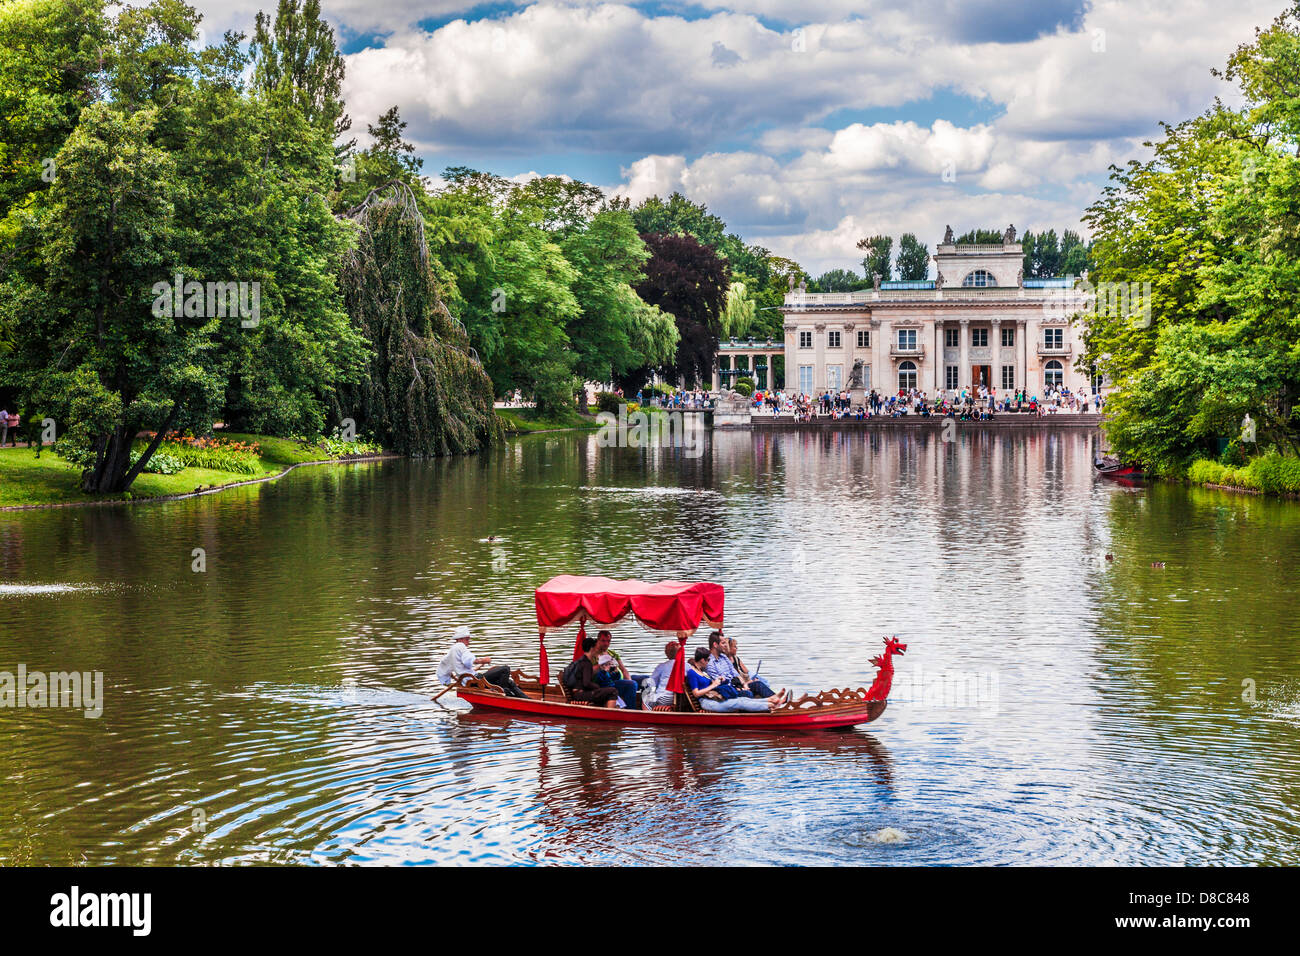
xmin=187 ymin=0 xmax=1291 ymax=272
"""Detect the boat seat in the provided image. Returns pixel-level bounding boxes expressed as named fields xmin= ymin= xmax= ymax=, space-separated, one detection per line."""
xmin=676 ymin=691 xmax=702 ymax=714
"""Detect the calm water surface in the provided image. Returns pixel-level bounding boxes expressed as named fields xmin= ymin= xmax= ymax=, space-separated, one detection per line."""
xmin=2 ymin=428 xmax=1299 ymax=865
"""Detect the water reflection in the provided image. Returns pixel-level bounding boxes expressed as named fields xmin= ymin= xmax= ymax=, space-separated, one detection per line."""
xmin=2 ymin=429 xmax=1299 ymax=864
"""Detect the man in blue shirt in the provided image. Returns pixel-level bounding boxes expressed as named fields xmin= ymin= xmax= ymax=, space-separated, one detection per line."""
xmin=706 ymin=631 xmax=777 ymax=700
xmin=687 ymin=648 xmax=786 ymax=712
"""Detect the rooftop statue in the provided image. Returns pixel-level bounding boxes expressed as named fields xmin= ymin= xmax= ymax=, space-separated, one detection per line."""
xmin=943 ymin=224 xmax=954 ymax=244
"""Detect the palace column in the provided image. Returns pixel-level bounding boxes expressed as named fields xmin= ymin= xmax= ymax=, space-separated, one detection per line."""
xmin=990 ymin=317 xmax=1001 ymax=394
xmin=871 ymin=318 xmax=882 ymax=394
xmin=1018 ymin=318 xmax=1028 ymax=395
xmin=813 ymin=322 xmax=826 ymax=392
xmin=934 ymin=319 xmax=945 ymax=393
xmin=958 ymin=318 xmax=970 ymax=391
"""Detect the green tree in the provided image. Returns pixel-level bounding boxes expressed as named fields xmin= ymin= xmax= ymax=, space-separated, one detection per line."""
xmin=1035 ymin=228 xmax=1061 ymax=278
xmin=809 ymin=269 xmax=862 ymax=292
xmin=895 ymin=233 xmax=929 ymax=280
xmin=561 ymin=207 xmax=677 ymax=381
xmin=249 ymin=0 xmax=351 ymax=153
xmin=857 ymin=234 xmax=892 ymax=284
xmin=1059 ymin=229 xmax=1091 ymax=277
xmin=5 ymin=103 xmax=222 ymax=493
xmin=1082 ymin=1 xmax=1300 ymax=471
xmin=954 ymin=227 xmax=1004 ymax=244
xmin=337 ymin=183 xmax=499 ymax=454
xmin=635 ymin=232 xmax=727 ymax=388
xmin=0 ymin=0 xmax=104 ymax=222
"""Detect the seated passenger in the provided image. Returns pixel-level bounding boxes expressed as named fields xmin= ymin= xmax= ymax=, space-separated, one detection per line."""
xmin=644 ymin=641 xmax=680 ymax=708
xmin=687 ymin=648 xmax=787 ymax=712
xmin=728 ymin=637 xmax=778 ymax=700
xmin=594 ymin=630 xmax=642 ymax=709
xmin=705 ymin=631 xmax=752 ymax=696
xmin=564 ymin=637 xmax=620 ymax=707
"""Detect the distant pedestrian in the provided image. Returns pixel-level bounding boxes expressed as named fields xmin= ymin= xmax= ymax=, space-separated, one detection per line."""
xmin=0 ymin=409 xmax=7 ymax=447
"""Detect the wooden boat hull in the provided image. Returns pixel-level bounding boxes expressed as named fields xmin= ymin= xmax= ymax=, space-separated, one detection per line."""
xmin=1095 ymin=460 xmax=1146 ymax=480
xmin=456 ymin=686 xmax=887 ymax=730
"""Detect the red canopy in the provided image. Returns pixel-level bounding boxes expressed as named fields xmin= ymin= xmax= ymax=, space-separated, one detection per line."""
xmin=534 ymin=576 xmax=725 ymax=693
xmin=535 ymin=575 xmax=724 ymax=633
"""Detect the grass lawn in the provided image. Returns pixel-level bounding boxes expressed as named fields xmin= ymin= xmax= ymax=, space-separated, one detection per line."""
xmin=496 ymin=408 xmax=601 ymax=434
xmin=0 ymin=434 xmax=379 ymax=508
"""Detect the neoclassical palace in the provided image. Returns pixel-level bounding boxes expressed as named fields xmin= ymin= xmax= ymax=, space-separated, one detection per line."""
xmin=776 ymin=232 xmax=1092 ymax=398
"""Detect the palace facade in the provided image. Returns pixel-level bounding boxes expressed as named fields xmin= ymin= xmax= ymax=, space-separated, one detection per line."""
xmin=778 ymin=235 xmax=1093 ymax=398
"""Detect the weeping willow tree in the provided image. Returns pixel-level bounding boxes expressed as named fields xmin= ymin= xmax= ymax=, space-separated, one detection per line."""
xmin=337 ymin=182 xmax=500 ymax=455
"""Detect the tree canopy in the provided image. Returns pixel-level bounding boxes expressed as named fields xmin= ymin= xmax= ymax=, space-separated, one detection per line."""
xmin=1082 ymin=1 xmax=1300 ymax=471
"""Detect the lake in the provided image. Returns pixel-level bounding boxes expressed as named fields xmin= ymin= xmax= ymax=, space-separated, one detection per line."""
xmin=2 ymin=427 xmax=1298 ymax=865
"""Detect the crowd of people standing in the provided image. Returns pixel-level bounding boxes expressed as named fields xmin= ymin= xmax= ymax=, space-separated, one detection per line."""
xmin=745 ymin=384 xmax=1102 ymax=420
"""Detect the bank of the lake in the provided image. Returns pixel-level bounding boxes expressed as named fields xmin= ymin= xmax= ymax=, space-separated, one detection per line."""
xmin=495 ymin=407 xmax=602 ymax=435
xmin=0 ymin=433 xmax=389 ymax=510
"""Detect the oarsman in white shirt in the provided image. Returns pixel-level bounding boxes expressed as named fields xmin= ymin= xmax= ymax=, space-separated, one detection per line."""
xmin=436 ymin=625 xmax=526 ymax=698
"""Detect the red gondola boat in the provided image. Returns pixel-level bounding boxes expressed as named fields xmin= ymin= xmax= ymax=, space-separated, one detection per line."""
xmin=452 ymin=575 xmax=906 ymax=731
xmin=1094 ymin=455 xmax=1146 ymax=480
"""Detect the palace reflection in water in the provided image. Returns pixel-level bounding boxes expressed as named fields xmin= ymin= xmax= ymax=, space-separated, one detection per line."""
xmin=1 ymin=427 xmax=1298 ymax=864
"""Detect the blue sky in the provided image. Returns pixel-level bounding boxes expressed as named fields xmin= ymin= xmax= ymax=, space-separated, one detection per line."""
xmin=195 ymin=0 xmax=1286 ymax=273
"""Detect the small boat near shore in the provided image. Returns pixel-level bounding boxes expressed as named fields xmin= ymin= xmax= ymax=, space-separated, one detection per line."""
xmin=1094 ymin=455 xmax=1146 ymax=480
xmin=452 ymin=575 xmax=905 ymax=731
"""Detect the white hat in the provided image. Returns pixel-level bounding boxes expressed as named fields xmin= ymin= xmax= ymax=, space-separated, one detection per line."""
xmin=452 ymin=625 xmax=472 ymax=641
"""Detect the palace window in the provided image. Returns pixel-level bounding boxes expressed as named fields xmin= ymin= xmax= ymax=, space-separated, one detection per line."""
xmin=798 ymin=365 xmax=814 ymax=394
xmin=827 ymin=330 xmax=841 ymax=349
xmin=944 ymin=327 xmax=959 ymax=348
xmin=1002 ymin=365 xmax=1015 ymax=390
xmin=962 ymin=269 xmax=997 ymax=287
xmin=897 ymin=329 xmax=917 ymax=351
xmin=1001 ymin=326 xmax=1015 ymax=347
xmin=971 ymin=327 xmax=988 ymax=347
xmin=1044 ymin=327 xmax=1064 ymax=349
xmin=857 ymin=329 xmax=870 ymax=348
xmin=1045 ymin=360 xmax=1064 ymax=388
xmin=945 ymin=365 xmax=959 ymax=390
xmin=899 ymin=361 xmax=918 ymax=392
xmin=827 ymin=365 xmax=843 ymax=391
xmin=799 ymin=330 xmax=812 ymax=349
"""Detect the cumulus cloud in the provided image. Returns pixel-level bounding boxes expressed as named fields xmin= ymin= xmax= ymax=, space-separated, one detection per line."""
xmin=186 ymin=0 xmax=1289 ymax=273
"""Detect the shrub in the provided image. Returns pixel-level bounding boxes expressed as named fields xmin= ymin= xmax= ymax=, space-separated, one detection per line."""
xmin=1247 ymin=452 xmax=1300 ymax=495
xmin=1188 ymin=459 xmax=1232 ymax=486
xmin=533 ymin=359 xmax=580 ymax=420
xmin=129 ymin=449 xmax=186 ymax=475
xmin=318 ymin=435 xmax=383 ymax=458
xmin=734 ymin=377 xmax=755 ymax=397
xmin=140 ymin=434 xmax=262 ymax=475
xmin=595 ymin=391 xmax=621 ymax=414
xmin=1220 ymin=439 xmax=1248 ymax=467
